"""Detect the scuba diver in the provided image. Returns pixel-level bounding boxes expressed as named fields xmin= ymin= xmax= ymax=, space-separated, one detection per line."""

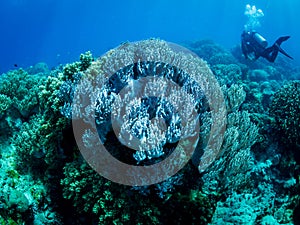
xmin=241 ymin=30 xmax=293 ymax=62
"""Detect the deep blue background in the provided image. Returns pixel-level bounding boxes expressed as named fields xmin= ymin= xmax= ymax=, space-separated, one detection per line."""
xmin=1 ymin=0 xmax=299 ymax=73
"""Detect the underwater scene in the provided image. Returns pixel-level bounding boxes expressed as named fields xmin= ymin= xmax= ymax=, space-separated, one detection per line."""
xmin=0 ymin=0 xmax=300 ymax=224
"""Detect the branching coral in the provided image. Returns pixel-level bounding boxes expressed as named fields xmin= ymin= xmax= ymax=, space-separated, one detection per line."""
xmin=12 ymin=113 xmax=67 ymax=166
xmin=11 ymin=51 xmax=94 ymax=167
xmin=61 ymin=158 xmax=218 ymax=224
xmin=222 ymin=84 xmax=246 ymax=113
xmin=202 ymin=110 xmax=259 ymax=192
xmin=62 ymin=51 xmax=93 ymax=79
xmin=69 ymin=39 xmax=226 ymax=185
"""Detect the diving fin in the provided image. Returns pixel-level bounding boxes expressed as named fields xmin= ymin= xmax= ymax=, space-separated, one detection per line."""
xmin=274 ymin=36 xmax=293 ymax=60
xmin=277 ymin=45 xmax=293 ymax=59
xmin=275 ymin=36 xmax=290 ymax=45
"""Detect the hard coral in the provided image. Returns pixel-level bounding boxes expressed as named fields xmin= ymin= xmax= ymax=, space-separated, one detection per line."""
xmin=211 ymin=64 xmax=242 ymax=86
xmin=61 ymin=160 xmax=161 ymax=224
xmin=12 ymin=113 xmax=67 ymax=166
xmin=202 ymin=111 xmax=258 ymax=192
xmin=71 ymin=39 xmax=225 ymax=169
xmin=0 ymin=69 xmax=43 ymax=119
xmin=0 ymin=94 xmax=11 ymax=115
xmin=63 ymin=51 xmax=93 ymax=79
xmin=270 ymin=80 xmax=300 ymax=147
xmin=0 ymin=142 xmax=58 ymax=224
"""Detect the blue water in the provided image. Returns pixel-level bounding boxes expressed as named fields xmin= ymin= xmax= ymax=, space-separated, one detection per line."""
xmin=1 ymin=0 xmax=299 ymax=73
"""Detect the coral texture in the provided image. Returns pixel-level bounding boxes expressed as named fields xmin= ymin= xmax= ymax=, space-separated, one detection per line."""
xmin=270 ymin=80 xmax=300 ymax=147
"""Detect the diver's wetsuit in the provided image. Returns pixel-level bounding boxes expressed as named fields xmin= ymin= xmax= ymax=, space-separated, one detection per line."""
xmin=241 ymin=30 xmax=293 ymax=62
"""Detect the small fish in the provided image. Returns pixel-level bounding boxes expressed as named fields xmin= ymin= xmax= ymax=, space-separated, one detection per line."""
xmin=14 ymin=64 xmax=18 ymax=67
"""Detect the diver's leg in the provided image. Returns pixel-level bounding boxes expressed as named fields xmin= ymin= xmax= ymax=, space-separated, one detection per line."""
xmin=262 ymin=47 xmax=278 ymax=62
xmin=263 ymin=36 xmax=293 ymax=62
xmin=269 ymin=49 xmax=279 ymax=62
xmin=274 ymin=36 xmax=293 ymax=59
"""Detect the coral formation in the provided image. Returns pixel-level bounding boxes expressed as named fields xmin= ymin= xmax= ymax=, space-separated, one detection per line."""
xmin=211 ymin=63 xmax=242 ymax=86
xmin=0 ymin=69 xmax=42 ymax=119
xmin=201 ymin=110 xmax=259 ymax=192
xmin=61 ymin=159 xmax=162 ymax=224
xmin=270 ymin=80 xmax=300 ymax=147
xmin=0 ymin=38 xmax=299 ymax=224
xmin=0 ymin=141 xmax=59 ymax=224
xmin=0 ymin=51 xmax=94 ymax=224
xmin=69 ymin=39 xmax=226 ymax=185
xmin=0 ymin=94 xmax=11 ymax=116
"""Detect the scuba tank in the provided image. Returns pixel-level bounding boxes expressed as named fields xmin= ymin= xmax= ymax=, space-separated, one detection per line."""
xmin=253 ymin=32 xmax=268 ymax=48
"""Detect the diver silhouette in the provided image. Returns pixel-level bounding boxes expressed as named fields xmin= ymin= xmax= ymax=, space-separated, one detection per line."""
xmin=241 ymin=30 xmax=293 ymax=62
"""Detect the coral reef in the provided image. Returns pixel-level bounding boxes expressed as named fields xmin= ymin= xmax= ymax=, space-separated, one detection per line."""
xmin=195 ymin=40 xmax=299 ymax=224
xmin=11 ymin=51 xmax=94 ymax=168
xmin=0 ymin=52 xmax=94 ymax=224
xmin=0 ymin=38 xmax=299 ymax=224
xmin=61 ymin=158 xmax=216 ymax=224
xmin=222 ymin=84 xmax=246 ymax=113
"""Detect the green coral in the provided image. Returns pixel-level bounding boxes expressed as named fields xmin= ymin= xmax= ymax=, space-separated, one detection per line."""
xmin=61 ymin=159 xmax=217 ymax=224
xmin=38 ymin=51 xmax=94 ymax=117
xmin=61 ymin=159 xmax=160 ymax=224
xmin=0 ymin=69 xmax=45 ymax=137
xmin=0 ymin=69 xmax=43 ymax=119
xmin=270 ymin=80 xmax=300 ymax=146
xmin=202 ymin=110 xmax=259 ymax=192
xmin=222 ymin=84 xmax=246 ymax=113
xmin=0 ymin=142 xmax=57 ymax=224
xmin=0 ymin=94 xmax=12 ymax=115
xmin=11 ymin=69 xmax=68 ymax=167
xmin=159 ymin=189 xmax=217 ymax=224
xmin=12 ymin=113 xmax=67 ymax=166
xmin=11 ymin=53 xmax=94 ymax=167
xmin=0 ymin=51 xmax=95 ymax=225
xmin=63 ymin=51 xmax=93 ymax=79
